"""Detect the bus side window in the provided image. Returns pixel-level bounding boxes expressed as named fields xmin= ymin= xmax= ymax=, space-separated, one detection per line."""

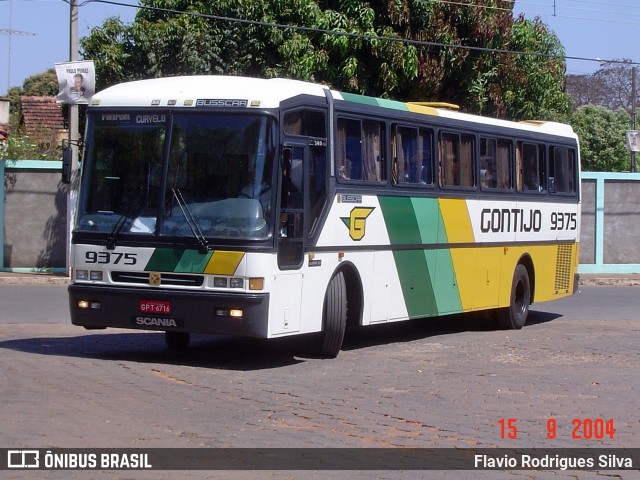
xmin=283 ymin=110 xmax=326 ymax=138
xmin=480 ymin=137 xmax=512 ymax=190
xmin=336 ymin=118 xmax=385 ymax=183
xmin=518 ymin=142 xmax=546 ymax=193
xmin=439 ymin=132 xmax=475 ymax=188
xmin=393 ymin=126 xmax=433 ymax=185
xmin=549 ymin=146 xmax=576 ymax=194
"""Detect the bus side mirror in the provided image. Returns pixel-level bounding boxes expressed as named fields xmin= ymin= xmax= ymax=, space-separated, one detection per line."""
xmin=62 ymin=146 xmax=72 ymax=184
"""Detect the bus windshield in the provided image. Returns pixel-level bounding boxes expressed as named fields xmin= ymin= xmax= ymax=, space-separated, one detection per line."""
xmin=77 ymin=112 xmax=274 ymax=241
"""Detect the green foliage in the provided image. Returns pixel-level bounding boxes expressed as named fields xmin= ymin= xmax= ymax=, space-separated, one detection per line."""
xmin=22 ymin=69 xmax=59 ymax=97
xmin=569 ymin=105 xmax=631 ymax=172
xmin=1 ymin=69 xmax=63 ymax=161
xmin=80 ymin=0 xmax=570 ymax=120
xmin=4 ymin=69 xmax=60 ymax=127
xmin=500 ymin=16 xmax=571 ymax=120
xmin=0 ymin=133 xmax=59 ymax=161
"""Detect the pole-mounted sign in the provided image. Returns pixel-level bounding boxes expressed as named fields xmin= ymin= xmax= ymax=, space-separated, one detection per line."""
xmin=626 ymin=130 xmax=640 ymax=153
xmin=55 ymin=60 xmax=95 ymax=105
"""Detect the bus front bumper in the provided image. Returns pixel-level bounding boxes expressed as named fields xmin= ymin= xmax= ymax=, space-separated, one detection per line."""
xmin=69 ymin=284 xmax=270 ymax=338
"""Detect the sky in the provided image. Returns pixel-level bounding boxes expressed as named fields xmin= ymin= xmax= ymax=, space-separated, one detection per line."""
xmin=1 ymin=0 xmax=639 ymax=96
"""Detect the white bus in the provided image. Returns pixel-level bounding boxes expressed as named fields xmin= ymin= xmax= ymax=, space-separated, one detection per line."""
xmin=69 ymin=75 xmax=580 ymax=357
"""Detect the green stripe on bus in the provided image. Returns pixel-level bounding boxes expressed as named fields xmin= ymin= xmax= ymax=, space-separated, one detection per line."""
xmin=339 ymin=92 xmax=408 ymax=111
xmin=429 ymin=248 xmax=463 ymax=314
xmin=175 ymin=249 xmax=212 ymax=273
xmin=378 ymin=196 xmax=422 ymax=244
xmin=144 ymin=248 xmax=184 ymax=272
xmin=410 ymin=197 xmax=442 ymax=244
xmin=379 ymin=196 xmax=464 ymax=316
xmin=379 ymin=196 xmax=437 ymax=316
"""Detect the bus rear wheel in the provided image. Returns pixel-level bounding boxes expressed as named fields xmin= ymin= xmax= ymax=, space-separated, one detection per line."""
xmin=165 ymin=331 xmax=190 ymax=352
xmin=319 ymin=271 xmax=347 ymax=358
xmin=497 ymin=264 xmax=530 ymax=330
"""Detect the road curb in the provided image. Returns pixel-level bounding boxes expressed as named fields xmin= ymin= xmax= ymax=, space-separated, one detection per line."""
xmin=0 ymin=275 xmax=70 ymax=286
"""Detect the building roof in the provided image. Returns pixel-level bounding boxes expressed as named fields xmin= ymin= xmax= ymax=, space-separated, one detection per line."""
xmin=20 ymin=96 xmax=65 ymax=133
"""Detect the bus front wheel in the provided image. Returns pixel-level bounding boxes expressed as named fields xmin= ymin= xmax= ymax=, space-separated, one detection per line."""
xmin=319 ymin=271 xmax=347 ymax=358
xmin=497 ymin=264 xmax=530 ymax=330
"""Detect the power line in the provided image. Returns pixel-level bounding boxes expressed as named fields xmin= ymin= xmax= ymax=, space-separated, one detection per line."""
xmin=86 ymin=0 xmax=639 ymax=67
xmin=514 ymin=0 xmax=640 ymax=26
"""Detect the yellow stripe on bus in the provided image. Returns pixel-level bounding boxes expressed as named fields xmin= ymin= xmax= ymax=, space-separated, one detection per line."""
xmin=438 ymin=199 xmax=475 ymax=244
xmin=204 ymin=251 xmax=245 ymax=275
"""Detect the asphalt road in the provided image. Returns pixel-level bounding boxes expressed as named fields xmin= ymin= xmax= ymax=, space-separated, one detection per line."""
xmin=0 ymin=284 xmax=638 ymax=480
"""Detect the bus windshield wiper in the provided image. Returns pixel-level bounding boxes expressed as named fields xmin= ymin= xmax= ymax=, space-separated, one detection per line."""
xmin=106 ymin=193 xmax=143 ymax=250
xmin=106 ymin=214 xmax=128 ymax=250
xmin=171 ymin=188 xmax=210 ymax=254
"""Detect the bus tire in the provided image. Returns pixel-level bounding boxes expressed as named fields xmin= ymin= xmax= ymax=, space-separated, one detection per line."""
xmin=319 ymin=271 xmax=347 ymax=358
xmin=497 ymin=264 xmax=530 ymax=330
xmin=165 ymin=331 xmax=190 ymax=352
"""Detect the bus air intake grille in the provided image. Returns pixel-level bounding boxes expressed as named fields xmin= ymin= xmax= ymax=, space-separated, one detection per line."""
xmin=111 ymin=271 xmax=205 ymax=287
xmin=554 ymin=244 xmax=573 ymax=293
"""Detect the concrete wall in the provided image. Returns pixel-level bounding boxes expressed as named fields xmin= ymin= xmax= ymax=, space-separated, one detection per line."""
xmin=2 ymin=160 xmax=67 ymax=270
xmin=2 ymin=165 xmax=640 ymax=273
xmin=578 ymin=172 xmax=640 ymax=274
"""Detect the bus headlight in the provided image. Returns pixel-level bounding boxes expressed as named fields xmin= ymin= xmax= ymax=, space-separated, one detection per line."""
xmin=90 ymin=271 xmax=103 ymax=281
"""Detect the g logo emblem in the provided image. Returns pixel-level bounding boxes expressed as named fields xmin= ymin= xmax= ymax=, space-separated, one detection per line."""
xmin=341 ymin=207 xmax=375 ymax=241
xmin=149 ymin=272 xmax=161 ymax=286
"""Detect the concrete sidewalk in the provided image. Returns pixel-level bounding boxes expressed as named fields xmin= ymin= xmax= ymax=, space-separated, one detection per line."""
xmin=0 ymin=271 xmax=70 ymax=285
xmin=1 ymin=271 xmax=640 ymax=286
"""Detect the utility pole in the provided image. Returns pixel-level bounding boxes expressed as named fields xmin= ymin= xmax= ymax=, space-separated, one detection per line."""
xmin=67 ymin=0 xmax=79 ymax=276
xmin=632 ymin=67 xmax=637 ymax=173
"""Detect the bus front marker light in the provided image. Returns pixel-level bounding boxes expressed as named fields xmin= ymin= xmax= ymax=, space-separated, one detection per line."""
xmin=230 ymin=278 xmax=244 ymax=288
xmin=90 ymin=271 xmax=103 ymax=281
xmin=230 ymin=309 xmax=243 ymax=318
xmin=214 ymin=277 xmax=228 ymax=288
xmin=77 ymin=300 xmax=90 ymax=309
xmin=249 ymin=277 xmax=264 ymax=290
xmin=76 ymin=270 xmax=89 ymax=280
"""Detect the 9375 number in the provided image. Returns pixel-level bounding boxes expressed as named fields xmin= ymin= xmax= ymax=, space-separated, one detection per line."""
xmin=550 ymin=212 xmax=577 ymax=231
xmin=85 ymin=251 xmax=137 ymax=265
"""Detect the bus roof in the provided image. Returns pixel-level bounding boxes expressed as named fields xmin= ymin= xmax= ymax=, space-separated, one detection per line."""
xmin=91 ymin=75 xmax=577 ymax=140
xmin=91 ymin=75 xmax=331 ymax=109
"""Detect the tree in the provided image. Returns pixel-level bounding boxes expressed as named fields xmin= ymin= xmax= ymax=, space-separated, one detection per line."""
xmin=566 ymin=59 xmax=639 ymax=113
xmin=1 ymin=69 xmax=62 ymax=160
xmin=5 ymin=69 xmax=59 ymax=127
xmin=81 ymin=0 xmax=570 ymax=120
xmin=569 ymin=105 xmax=630 ymax=172
xmin=497 ymin=15 xmax=571 ymax=121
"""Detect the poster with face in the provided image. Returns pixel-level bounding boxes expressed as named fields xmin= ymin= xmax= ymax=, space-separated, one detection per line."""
xmin=55 ymin=60 xmax=95 ymax=105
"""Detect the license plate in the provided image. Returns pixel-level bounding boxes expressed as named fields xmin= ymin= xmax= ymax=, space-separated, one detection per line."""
xmin=139 ymin=300 xmax=172 ymax=315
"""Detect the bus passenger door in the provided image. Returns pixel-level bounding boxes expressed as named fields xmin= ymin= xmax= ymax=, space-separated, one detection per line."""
xmin=273 ymin=145 xmax=306 ymax=335
xmin=278 ymin=145 xmax=306 ymax=269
